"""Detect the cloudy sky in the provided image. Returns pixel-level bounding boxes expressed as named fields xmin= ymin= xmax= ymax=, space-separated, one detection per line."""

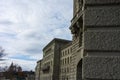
xmin=0 ymin=0 xmax=73 ymax=71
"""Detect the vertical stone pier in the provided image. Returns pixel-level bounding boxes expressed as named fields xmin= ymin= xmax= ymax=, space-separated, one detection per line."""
xmin=83 ymin=0 xmax=120 ymax=80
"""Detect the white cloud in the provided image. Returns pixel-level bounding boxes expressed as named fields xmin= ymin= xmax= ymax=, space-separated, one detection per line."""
xmin=0 ymin=0 xmax=73 ymax=71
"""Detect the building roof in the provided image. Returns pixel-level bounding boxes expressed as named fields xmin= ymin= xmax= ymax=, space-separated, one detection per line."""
xmin=43 ymin=38 xmax=72 ymax=51
xmin=37 ymin=59 xmax=42 ymax=63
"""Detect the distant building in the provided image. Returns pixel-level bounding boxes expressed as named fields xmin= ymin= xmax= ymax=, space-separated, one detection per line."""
xmin=24 ymin=71 xmax=35 ymax=80
xmin=41 ymin=38 xmax=71 ymax=80
xmin=35 ymin=60 xmax=42 ymax=80
xmin=0 ymin=72 xmax=6 ymax=80
xmin=35 ymin=38 xmax=71 ymax=80
xmin=0 ymin=63 xmax=35 ymax=80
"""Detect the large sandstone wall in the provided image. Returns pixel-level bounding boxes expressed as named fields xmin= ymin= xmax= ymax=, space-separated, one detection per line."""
xmin=85 ymin=0 xmax=120 ymax=4
xmin=84 ymin=31 xmax=120 ymax=51
xmin=83 ymin=57 xmax=120 ymax=79
xmin=83 ymin=0 xmax=120 ymax=80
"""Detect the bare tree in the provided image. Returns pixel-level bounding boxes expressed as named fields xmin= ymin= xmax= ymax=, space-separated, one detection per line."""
xmin=0 ymin=47 xmax=6 ymax=61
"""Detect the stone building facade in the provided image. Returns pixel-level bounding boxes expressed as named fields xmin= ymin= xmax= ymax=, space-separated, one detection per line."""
xmin=37 ymin=38 xmax=71 ymax=80
xmin=69 ymin=0 xmax=84 ymax=80
xmin=35 ymin=60 xmax=42 ymax=80
xmin=59 ymin=42 xmax=72 ymax=80
xmin=82 ymin=0 xmax=120 ymax=80
xmin=36 ymin=0 xmax=120 ymax=80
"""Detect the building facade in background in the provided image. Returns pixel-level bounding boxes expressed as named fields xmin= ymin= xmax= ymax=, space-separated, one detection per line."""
xmin=35 ymin=60 xmax=42 ymax=80
xmin=37 ymin=38 xmax=71 ymax=80
xmin=36 ymin=0 xmax=120 ymax=80
xmin=59 ymin=42 xmax=72 ymax=80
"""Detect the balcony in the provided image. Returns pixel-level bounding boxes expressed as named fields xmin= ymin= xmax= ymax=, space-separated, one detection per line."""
xmin=70 ymin=9 xmax=83 ymax=29
xmin=42 ymin=65 xmax=50 ymax=72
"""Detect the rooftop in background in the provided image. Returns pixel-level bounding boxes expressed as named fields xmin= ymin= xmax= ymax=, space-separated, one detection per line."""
xmin=43 ymin=38 xmax=72 ymax=51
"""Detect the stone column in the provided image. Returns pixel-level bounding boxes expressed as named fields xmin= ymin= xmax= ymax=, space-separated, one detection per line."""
xmin=83 ymin=0 xmax=120 ymax=80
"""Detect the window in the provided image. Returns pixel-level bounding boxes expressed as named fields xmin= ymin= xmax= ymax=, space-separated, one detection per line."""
xmin=67 ymin=68 xmax=69 ymax=73
xmin=65 ymin=68 xmax=67 ymax=73
xmin=68 ymin=49 xmax=69 ymax=54
xmin=63 ymin=51 xmax=64 ymax=56
xmin=71 ymin=48 xmax=72 ymax=53
xmin=70 ymin=57 xmax=72 ymax=63
xmin=68 ymin=57 xmax=69 ymax=64
xmin=63 ymin=59 xmax=64 ymax=65
xmin=65 ymin=58 xmax=66 ymax=64
xmin=65 ymin=51 xmax=67 ymax=55
xmin=63 ymin=52 xmax=64 ymax=56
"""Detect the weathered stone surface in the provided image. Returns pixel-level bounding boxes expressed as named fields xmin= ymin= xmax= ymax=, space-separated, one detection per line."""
xmin=85 ymin=0 xmax=120 ymax=4
xmin=83 ymin=56 xmax=120 ymax=79
xmin=86 ymin=52 xmax=120 ymax=57
xmin=84 ymin=6 xmax=120 ymax=27
xmin=84 ymin=30 xmax=120 ymax=50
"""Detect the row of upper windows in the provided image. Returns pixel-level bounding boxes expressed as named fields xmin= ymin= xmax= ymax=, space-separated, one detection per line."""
xmin=40 ymin=76 xmax=52 ymax=80
xmin=44 ymin=54 xmax=53 ymax=61
xmin=43 ymin=45 xmax=54 ymax=57
xmin=44 ymin=48 xmax=52 ymax=57
xmin=60 ymin=67 xmax=70 ymax=73
xmin=60 ymin=77 xmax=69 ymax=80
xmin=61 ymin=56 xmax=72 ymax=65
xmin=43 ymin=60 xmax=53 ymax=67
xmin=61 ymin=47 xmax=72 ymax=57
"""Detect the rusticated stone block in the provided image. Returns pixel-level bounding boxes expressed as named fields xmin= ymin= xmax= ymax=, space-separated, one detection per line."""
xmin=84 ymin=30 xmax=120 ymax=51
xmin=85 ymin=0 xmax=120 ymax=5
xmin=83 ymin=56 xmax=120 ymax=79
xmin=84 ymin=6 xmax=120 ymax=27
